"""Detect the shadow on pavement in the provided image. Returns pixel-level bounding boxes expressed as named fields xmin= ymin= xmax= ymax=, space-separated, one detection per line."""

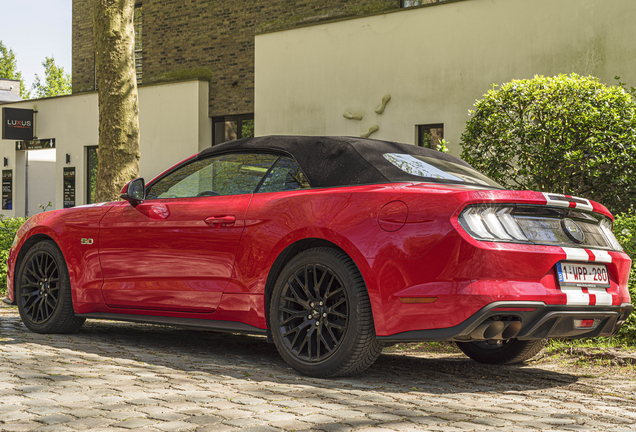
xmin=1 ymin=313 xmax=578 ymax=393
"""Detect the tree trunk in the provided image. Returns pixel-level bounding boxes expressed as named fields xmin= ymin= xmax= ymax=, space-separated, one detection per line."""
xmin=93 ymin=0 xmax=140 ymax=203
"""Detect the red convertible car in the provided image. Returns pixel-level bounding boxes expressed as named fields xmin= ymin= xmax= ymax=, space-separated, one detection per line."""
xmin=4 ymin=136 xmax=633 ymax=377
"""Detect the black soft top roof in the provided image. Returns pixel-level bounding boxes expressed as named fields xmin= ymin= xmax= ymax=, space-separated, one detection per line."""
xmin=199 ymin=135 xmax=474 ymax=188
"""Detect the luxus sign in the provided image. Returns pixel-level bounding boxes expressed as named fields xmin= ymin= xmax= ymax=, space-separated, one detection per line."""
xmin=2 ymin=108 xmax=34 ymax=140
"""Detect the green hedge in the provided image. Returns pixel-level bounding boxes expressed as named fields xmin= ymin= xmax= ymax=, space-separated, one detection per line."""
xmin=0 ymin=216 xmax=26 ymax=297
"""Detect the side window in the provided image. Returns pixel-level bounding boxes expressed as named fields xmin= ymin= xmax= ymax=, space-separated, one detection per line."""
xmin=146 ymin=153 xmax=279 ymax=199
xmin=257 ymin=156 xmax=310 ymax=193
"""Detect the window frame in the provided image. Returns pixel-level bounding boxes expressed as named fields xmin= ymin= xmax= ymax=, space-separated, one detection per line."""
xmin=212 ymin=114 xmax=254 ymax=146
xmin=416 ymin=123 xmax=444 ymax=149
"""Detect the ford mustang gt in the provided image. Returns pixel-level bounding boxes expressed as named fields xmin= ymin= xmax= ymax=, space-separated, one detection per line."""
xmin=4 ymin=136 xmax=633 ymax=377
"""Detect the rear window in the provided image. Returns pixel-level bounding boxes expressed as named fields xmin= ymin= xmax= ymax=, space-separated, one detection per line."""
xmin=383 ymin=153 xmax=503 ymax=188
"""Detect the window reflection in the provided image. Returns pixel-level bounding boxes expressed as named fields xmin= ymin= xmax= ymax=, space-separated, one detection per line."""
xmin=146 ymin=153 xmax=278 ymax=199
xmin=258 ymin=156 xmax=310 ymax=193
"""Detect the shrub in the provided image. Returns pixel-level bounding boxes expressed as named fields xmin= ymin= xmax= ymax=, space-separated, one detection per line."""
xmin=614 ymin=212 xmax=636 ymax=343
xmin=0 ymin=216 xmax=26 ymax=297
xmin=461 ymin=74 xmax=636 ymax=215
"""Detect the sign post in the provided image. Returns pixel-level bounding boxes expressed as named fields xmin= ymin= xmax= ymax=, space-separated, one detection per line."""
xmin=15 ymin=138 xmax=55 ymax=151
xmin=2 ymin=108 xmax=34 ymax=140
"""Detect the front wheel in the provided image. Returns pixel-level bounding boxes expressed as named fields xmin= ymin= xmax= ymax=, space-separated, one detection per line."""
xmin=456 ymin=339 xmax=546 ymax=365
xmin=16 ymin=241 xmax=85 ymax=334
xmin=269 ymin=248 xmax=382 ymax=377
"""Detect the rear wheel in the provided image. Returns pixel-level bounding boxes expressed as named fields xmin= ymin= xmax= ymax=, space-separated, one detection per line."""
xmin=456 ymin=338 xmax=546 ymax=364
xmin=16 ymin=241 xmax=85 ymax=334
xmin=270 ymin=247 xmax=382 ymax=377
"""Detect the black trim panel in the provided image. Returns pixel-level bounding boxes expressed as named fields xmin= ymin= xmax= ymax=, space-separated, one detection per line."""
xmin=377 ymin=301 xmax=633 ymax=342
xmin=76 ymin=313 xmax=267 ymax=336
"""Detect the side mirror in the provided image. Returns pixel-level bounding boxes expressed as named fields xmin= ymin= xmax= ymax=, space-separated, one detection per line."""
xmin=120 ymin=178 xmax=145 ymax=205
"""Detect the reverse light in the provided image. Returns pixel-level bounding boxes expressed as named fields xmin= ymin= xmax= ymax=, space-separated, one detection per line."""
xmin=462 ymin=207 xmax=494 ymax=239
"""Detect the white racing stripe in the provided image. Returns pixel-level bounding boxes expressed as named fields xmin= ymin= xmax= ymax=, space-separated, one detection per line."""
xmin=590 ymin=250 xmax=612 ymax=263
xmin=542 ymin=192 xmax=594 ymax=212
xmin=560 ymin=287 xmax=591 ymax=306
xmin=587 ymin=287 xmax=613 ymax=306
xmin=559 ymin=247 xmax=613 ymax=306
xmin=562 ymin=247 xmax=589 ymax=261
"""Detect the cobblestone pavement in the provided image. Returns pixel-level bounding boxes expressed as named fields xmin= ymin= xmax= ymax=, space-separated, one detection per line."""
xmin=1 ymin=304 xmax=635 ymax=432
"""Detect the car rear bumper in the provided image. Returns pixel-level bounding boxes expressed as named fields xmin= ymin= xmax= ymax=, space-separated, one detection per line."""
xmin=377 ymin=301 xmax=634 ymax=342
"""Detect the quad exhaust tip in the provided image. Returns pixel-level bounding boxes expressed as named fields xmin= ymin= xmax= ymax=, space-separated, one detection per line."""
xmin=469 ymin=320 xmax=521 ymax=340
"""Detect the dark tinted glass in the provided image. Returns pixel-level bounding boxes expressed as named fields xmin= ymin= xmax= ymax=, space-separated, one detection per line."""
xmin=257 ymin=156 xmax=310 ymax=193
xmin=146 ymin=153 xmax=279 ymax=199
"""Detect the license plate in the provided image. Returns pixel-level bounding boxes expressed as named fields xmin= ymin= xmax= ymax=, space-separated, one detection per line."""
xmin=556 ymin=262 xmax=610 ymax=288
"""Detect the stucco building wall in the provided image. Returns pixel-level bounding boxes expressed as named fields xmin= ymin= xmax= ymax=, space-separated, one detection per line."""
xmin=254 ymin=0 xmax=636 ymax=156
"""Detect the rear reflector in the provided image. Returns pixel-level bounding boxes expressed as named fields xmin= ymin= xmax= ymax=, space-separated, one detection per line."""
xmin=574 ymin=319 xmax=600 ymax=329
xmin=399 ymin=297 xmax=438 ymax=304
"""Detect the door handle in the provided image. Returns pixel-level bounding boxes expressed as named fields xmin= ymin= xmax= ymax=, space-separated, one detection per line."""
xmin=205 ymin=215 xmax=236 ymax=228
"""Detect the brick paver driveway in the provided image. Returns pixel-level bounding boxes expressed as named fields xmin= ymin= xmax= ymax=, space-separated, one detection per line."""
xmin=1 ymin=304 xmax=635 ymax=432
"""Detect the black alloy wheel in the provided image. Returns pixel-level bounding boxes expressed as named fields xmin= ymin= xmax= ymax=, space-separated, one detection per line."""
xmin=19 ymin=250 xmax=60 ymax=323
xmin=277 ymin=263 xmax=349 ymax=362
xmin=17 ymin=241 xmax=85 ymax=334
xmin=270 ymin=247 xmax=382 ymax=377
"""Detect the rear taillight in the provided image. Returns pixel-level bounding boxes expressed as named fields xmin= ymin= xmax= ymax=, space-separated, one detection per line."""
xmin=458 ymin=204 xmax=622 ymax=251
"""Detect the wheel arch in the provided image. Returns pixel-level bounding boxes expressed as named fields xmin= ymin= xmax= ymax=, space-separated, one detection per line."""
xmin=263 ymin=237 xmax=385 ymax=336
xmin=264 ymin=239 xmax=343 ymax=329
xmin=13 ymin=233 xmax=56 ymax=301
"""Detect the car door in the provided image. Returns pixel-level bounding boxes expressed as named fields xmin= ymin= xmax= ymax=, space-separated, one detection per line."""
xmin=98 ymin=152 xmax=280 ymax=313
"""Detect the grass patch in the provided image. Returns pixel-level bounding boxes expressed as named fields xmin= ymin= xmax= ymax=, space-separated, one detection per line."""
xmin=383 ymin=341 xmax=461 ymax=354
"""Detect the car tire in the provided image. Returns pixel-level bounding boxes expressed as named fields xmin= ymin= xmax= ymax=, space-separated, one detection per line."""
xmin=16 ymin=240 xmax=85 ymax=334
xmin=455 ymin=338 xmax=546 ymax=365
xmin=269 ymin=247 xmax=382 ymax=377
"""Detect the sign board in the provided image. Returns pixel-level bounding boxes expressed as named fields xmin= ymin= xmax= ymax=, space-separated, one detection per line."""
xmin=16 ymin=138 xmax=55 ymax=151
xmin=2 ymin=108 xmax=34 ymax=140
xmin=2 ymin=170 xmax=12 ymax=210
xmin=63 ymin=167 xmax=75 ymax=209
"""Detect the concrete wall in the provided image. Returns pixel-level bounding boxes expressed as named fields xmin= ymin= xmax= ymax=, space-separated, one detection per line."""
xmin=0 ymin=79 xmax=209 ymax=218
xmin=254 ymin=0 xmax=636 ymax=156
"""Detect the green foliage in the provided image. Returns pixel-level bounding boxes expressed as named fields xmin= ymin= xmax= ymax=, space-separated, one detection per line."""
xmin=0 ymin=40 xmax=29 ymax=99
xmin=614 ymin=212 xmax=636 ymax=343
xmin=31 ymin=56 xmax=72 ymax=99
xmin=436 ymin=139 xmax=450 ymax=153
xmin=461 ymin=74 xmax=636 ymax=215
xmin=0 ymin=216 xmax=26 ymax=297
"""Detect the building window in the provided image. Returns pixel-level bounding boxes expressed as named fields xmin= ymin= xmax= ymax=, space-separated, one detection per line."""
xmin=213 ymin=114 xmax=254 ymax=145
xmin=417 ymin=124 xmax=444 ymax=149
xmin=134 ymin=5 xmax=142 ymax=84
xmin=86 ymin=146 xmax=98 ymax=204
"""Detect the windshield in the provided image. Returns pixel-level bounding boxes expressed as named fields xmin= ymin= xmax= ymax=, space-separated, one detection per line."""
xmin=383 ymin=153 xmax=503 ymax=188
